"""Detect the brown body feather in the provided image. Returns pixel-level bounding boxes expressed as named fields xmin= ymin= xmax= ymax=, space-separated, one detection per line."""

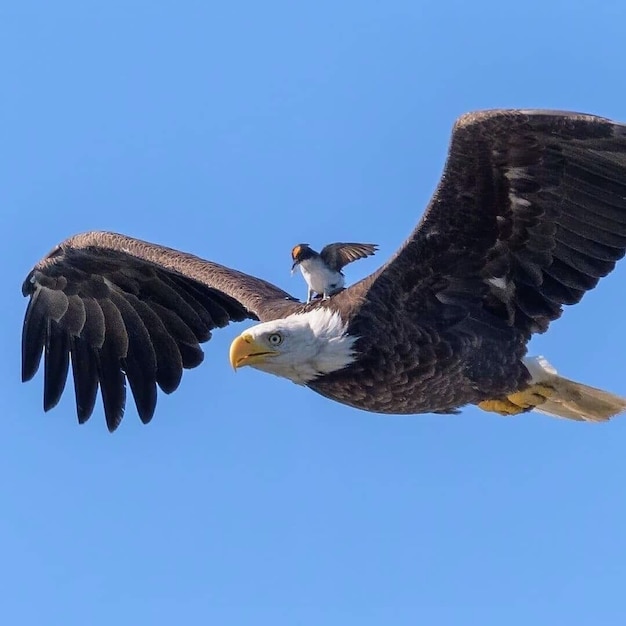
xmin=21 ymin=110 xmax=626 ymax=430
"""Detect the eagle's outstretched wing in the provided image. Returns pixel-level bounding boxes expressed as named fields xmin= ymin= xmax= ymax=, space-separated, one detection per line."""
xmin=358 ymin=110 xmax=626 ymax=338
xmin=22 ymin=231 xmax=300 ymax=431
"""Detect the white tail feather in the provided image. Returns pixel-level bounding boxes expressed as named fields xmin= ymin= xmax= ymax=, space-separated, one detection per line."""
xmin=523 ymin=356 xmax=626 ymax=422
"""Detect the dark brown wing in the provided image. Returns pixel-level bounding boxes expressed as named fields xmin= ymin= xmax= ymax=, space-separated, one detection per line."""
xmin=351 ymin=109 xmax=626 ymax=339
xmin=21 ymin=231 xmax=300 ymax=431
xmin=319 ymin=243 xmax=378 ymax=271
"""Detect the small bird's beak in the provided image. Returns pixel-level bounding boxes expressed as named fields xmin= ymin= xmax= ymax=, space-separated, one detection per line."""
xmin=229 ymin=333 xmax=278 ymax=370
xmin=291 ymin=260 xmax=299 ymax=274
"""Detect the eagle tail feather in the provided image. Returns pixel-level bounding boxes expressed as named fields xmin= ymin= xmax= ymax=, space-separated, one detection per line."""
xmin=524 ymin=356 xmax=626 ymax=422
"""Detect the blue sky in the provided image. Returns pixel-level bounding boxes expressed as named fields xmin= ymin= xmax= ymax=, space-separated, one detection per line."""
xmin=3 ymin=1 xmax=626 ymax=624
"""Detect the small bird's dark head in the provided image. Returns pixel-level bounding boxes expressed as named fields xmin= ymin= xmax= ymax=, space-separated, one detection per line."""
xmin=291 ymin=243 xmax=316 ymax=271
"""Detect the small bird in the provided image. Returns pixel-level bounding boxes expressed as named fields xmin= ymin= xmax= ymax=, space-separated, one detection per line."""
xmin=291 ymin=242 xmax=378 ymax=302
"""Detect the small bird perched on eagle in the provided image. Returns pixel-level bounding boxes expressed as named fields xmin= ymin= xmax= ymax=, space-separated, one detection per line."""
xmin=291 ymin=242 xmax=378 ymax=302
xmin=20 ymin=109 xmax=626 ymax=431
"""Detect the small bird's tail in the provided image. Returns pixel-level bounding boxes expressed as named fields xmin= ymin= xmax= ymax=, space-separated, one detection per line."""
xmin=524 ymin=356 xmax=626 ymax=422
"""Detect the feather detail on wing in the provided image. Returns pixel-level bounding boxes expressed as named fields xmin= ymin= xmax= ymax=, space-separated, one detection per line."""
xmin=355 ymin=110 xmax=626 ymax=339
xmin=21 ymin=231 xmax=300 ymax=430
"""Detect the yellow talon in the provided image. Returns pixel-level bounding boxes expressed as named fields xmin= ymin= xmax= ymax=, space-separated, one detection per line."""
xmin=477 ymin=398 xmax=528 ymax=415
xmin=478 ymin=384 xmax=555 ymax=416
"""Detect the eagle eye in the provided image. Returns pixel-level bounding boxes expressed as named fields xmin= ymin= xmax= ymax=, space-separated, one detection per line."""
xmin=268 ymin=333 xmax=283 ymax=347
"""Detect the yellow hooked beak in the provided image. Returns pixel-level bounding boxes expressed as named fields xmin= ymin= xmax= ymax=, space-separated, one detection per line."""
xmin=229 ymin=333 xmax=279 ymax=370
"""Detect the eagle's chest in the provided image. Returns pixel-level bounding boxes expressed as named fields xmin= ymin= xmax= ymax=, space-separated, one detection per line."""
xmin=308 ymin=309 xmax=530 ymax=414
xmin=307 ymin=316 xmax=492 ymax=414
xmin=299 ymin=258 xmax=344 ymax=295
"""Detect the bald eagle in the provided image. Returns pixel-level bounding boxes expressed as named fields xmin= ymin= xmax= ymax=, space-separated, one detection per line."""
xmin=21 ymin=109 xmax=626 ymax=432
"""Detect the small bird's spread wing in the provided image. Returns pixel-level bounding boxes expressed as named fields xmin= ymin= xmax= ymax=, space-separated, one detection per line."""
xmin=320 ymin=243 xmax=378 ymax=271
xmin=356 ymin=110 xmax=626 ymax=339
xmin=21 ymin=231 xmax=299 ymax=431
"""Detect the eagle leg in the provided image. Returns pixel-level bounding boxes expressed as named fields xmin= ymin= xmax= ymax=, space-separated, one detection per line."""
xmin=477 ymin=384 xmax=555 ymax=416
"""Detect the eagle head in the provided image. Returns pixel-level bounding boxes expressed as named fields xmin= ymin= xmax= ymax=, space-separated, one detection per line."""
xmin=229 ymin=308 xmax=357 ymax=384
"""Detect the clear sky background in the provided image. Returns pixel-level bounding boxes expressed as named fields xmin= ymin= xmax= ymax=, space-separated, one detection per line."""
xmin=3 ymin=1 xmax=626 ymax=624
